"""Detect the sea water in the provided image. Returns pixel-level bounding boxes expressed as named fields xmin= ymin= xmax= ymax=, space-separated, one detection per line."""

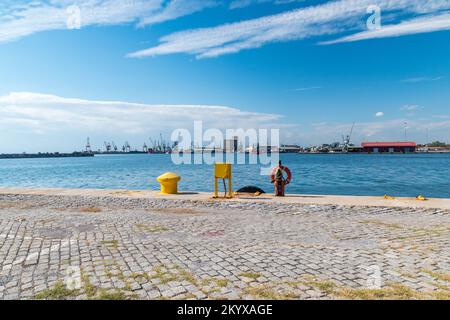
xmin=0 ymin=153 xmax=449 ymax=198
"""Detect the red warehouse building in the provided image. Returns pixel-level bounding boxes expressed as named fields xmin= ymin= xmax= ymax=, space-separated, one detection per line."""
xmin=361 ymin=142 xmax=417 ymax=154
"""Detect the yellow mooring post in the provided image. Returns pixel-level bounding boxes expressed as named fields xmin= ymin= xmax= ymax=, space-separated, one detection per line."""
xmin=157 ymin=172 xmax=181 ymax=194
xmin=214 ymin=163 xmax=232 ymax=199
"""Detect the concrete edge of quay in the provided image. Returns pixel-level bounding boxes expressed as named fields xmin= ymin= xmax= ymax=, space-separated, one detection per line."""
xmin=1 ymin=187 xmax=450 ymax=210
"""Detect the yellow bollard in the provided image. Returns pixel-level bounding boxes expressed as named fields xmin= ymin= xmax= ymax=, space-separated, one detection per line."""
xmin=214 ymin=163 xmax=232 ymax=199
xmin=157 ymin=172 xmax=181 ymax=194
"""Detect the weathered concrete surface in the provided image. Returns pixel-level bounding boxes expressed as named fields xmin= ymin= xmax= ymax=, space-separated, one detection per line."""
xmin=0 ymin=189 xmax=449 ymax=300
xmin=1 ymin=187 xmax=450 ymax=209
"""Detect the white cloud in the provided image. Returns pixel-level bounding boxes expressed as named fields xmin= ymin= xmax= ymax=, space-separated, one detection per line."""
xmin=375 ymin=111 xmax=384 ymax=117
xmin=433 ymin=115 xmax=450 ymax=119
xmin=290 ymin=86 xmax=322 ymax=92
xmin=229 ymin=0 xmax=305 ymax=10
xmin=401 ymin=104 xmax=421 ymax=111
xmin=1 ymin=92 xmax=449 ymax=151
xmin=0 ymin=91 xmax=285 ymax=135
xmin=0 ymin=0 xmax=216 ymax=43
xmin=400 ymin=76 xmax=445 ymax=83
xmin=230 ymin=0 xmax=270 ymax=9
xmin=138 ymin=0 xmax=218 ymax=27
xmin=307 ymin=118 xmax=450 ymax=145
xmin=128 ymin=0 xmax=450 ymax=58
xmin=322 ymin=13 xmax=450 ymax=45
xmin=2 ymin=0 xmax=450 ymax=57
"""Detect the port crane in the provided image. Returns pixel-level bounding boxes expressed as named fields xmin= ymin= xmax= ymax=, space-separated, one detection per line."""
xmin=149 ymin=138 xmax=156 ymax=153
xmin=104 ymin=141 xmax=112 ymax=152
xmin=123 ymin=141 xmax=131 ymax=153
xmin=159 ymin=133 xmax=165 ymax=153
xmin=111 ymin=142 xmax=118 ymax=152
xmin=85 ymin=137 xmax=92 ymax=153
xmin=342 ymin=122 xmax=356 ymax=152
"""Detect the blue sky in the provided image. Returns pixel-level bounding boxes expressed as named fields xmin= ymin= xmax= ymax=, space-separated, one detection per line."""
xmin=0 ymin=0 xmax=450 ymax=152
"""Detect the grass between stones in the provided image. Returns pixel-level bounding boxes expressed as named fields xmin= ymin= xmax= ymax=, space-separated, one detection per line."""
xmin=80 ymin=207 xmax=102 ymax=213
xmin=33 ymin=281 xmax=79 ymax=300
xmin=32 ymin=261 xmax=450 ymax=301
xmin=243 ymin=285 xmax=299 ymax=300
xmin=135 ymin=223 xmax=170 ymax=233
xmin=81 ymin=270 xmax=138 ymax=300
xmin=0 ymin=202 xmax=34 ymax=209
xmin=360 ymin=220 xmax=450 ymax=242
xmin=33 ymin=264 xmax=139 ymax=300
xmin=37 ymin=280 xmax=131 ymax=300
xmin=360 ymin=220 xmax=403 ymax=229
xmin=215 ymin=279 xmax=229 ymax=288
xmin=81 ymin=272 xmax=97 ymax=298
xmin=147 ymin=208 xmax=204 ymax=215
xmin=38 ymin=217 xmax=58 ymax=224
xmin=100 ymin=240 xmax=119 ymax=249
xmin=301 ymin=277 xmax=336 ymax=295
xmin=138 ymin=265 xmax=197 ymax=285
xmin=396 ymin=226 xmax=450 ymax=241
xmin=298 ymin=276 xmax=450 ymax=300
xmin=95 ymin=289 xmax=132 ymax=300
xmin=131 ymin=265 xmax=232 ymax=298
xmin=102 ymin=264 xmax=450 ymax=300
xmin=239 ymin=272 xmax=261 ymax=281
xmin=337 ymin=283 xmax=419 ymax=300
xmin=421 ymin=269 xmax=450 ymax=282
xmin=243 ymin=274 xmax=450 ymax=300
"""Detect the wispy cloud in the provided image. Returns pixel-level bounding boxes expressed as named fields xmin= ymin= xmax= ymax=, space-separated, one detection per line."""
xmin=322 ymin=13 xmax=450 ymax=45
xmin=306 ymin=118 xmax=450 ymax=145
xmin=128 ymin=0 xmax=450 ymax=59
xmin=290 ymin=86 xmax=322 ymax=92
xmin=229 ymin=0 xmax=271 ymax=10
xmin=0 ymin=0 xmax=216 ymax=44
xmin=400 ymin=76 xmax=445 ymax=83
xmin=433 ymin=115 xmax=450 ymax=119
xmin=401 ymin=104 xmax=421 ymax=111
xmin=400 ymin=104 xmax=424 ymax=117
xmin=2 ymin=92 xmax=449 ymax=150
xmin=0 ymin=91 xmax=285 ymax=135
xmin=2 ymin=1 xmax=450 ymax=57
xmin=229 ymin=0 xmax=305 ymax=10
xmin=138 ymin=0 xmax=218 ymax=27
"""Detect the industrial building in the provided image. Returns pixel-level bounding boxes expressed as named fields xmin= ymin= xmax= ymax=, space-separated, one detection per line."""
xmin=361 ymin=142 xmax=417 ymax=154
xmin=279 ymin=144 xmax=302 ymax=153
xmin=223 ymin=137 xmax=239 ymax=153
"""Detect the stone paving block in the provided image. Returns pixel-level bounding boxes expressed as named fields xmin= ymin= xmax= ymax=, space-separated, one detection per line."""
xmin=0 ymin=194 xmax=448 ymax=300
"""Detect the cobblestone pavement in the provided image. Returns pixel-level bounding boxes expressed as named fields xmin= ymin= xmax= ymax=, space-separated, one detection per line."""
xmin=0 ymin=194 xmax=449 ymax=300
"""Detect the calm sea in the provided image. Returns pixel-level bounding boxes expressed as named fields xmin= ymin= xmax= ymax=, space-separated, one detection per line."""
xmin=0 ymin=153 xmax=449 ymax=198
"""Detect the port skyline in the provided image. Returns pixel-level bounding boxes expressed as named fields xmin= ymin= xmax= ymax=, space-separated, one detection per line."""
xmin=2 ymin=138 xmax=450 ymax=159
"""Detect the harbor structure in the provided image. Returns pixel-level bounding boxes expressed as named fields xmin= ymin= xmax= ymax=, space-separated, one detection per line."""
xmin=0 ymin=152 xmax=94 ymax=159
xmin=362 ymin=142 xmax=417 ymax=154
xmin=279 ymin=144 xmax=302 ymax=153
xmin=224 ymin=137 xmax=239 ymax=153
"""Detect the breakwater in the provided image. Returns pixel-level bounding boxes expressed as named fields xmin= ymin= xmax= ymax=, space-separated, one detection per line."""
xmin=0 ymin=152 xmax=94 ymax=159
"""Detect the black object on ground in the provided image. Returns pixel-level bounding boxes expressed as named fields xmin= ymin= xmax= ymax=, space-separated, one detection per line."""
xmin=236 ymin=186 xmax=266 ymax=194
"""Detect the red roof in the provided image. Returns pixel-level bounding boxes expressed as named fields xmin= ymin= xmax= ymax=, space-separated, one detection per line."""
xmin=361 ymin=142 xmax=417 ymax=148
